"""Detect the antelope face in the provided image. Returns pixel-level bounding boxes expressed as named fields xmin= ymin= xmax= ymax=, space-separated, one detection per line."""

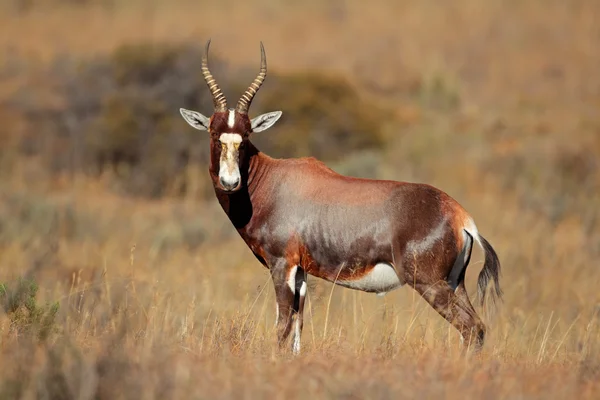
xmin=179 ymin=39 xmax=281 ymax=193
xmin=179 ymin=107 xmax=282 ymax=193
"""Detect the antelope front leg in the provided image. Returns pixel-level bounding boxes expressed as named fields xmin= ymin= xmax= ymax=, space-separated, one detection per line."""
xmin=291 ymin=266 xmax=307 ymax=355
xmin=270 ymin=260 xmax=306 ymax=354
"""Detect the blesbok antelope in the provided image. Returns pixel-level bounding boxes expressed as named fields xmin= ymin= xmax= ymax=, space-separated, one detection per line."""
xmin=179 ymin=40 xmax=502 ymax=354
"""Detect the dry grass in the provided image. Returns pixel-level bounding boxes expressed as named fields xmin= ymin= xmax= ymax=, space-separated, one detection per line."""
xmin=1 ymin=0 xmax=600 ymax=398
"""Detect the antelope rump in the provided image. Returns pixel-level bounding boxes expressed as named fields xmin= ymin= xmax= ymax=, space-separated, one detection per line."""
xmin=179 ymin=40 xmax=502 ymax=355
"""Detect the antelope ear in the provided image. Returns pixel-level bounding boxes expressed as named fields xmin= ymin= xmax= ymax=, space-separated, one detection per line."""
xmin=250 ymin=111 xmax=282 ymax=132
xmin=180 ymin=108 xmax=210 ymax=131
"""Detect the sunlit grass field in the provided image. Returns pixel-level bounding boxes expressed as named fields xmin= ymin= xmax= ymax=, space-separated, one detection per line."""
xmin=0 ymin=0 xmax=599 ymax=398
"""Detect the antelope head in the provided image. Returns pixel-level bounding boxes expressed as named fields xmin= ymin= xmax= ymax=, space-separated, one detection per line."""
xmin=179 ymin=40 xmax=282 ymax=193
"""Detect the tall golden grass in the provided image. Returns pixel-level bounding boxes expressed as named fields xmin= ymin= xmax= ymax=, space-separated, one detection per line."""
xmin=0 ymin=0 xmax=599 ymax=398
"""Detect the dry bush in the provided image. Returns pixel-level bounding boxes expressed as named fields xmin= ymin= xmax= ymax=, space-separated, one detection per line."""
xmin=250 ymin=71 xmax=387 ymax=161
xmin=13 ymin=42 xmax=215 ymax=198
xmin=5 ymin=42 xmax=388 ymax=199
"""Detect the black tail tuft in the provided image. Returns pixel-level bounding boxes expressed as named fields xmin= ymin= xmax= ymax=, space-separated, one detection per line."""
xmin=477 ymin=234 xmax=503 ymax=308
xmin=447 ymin=231 xmax=473 ymax=291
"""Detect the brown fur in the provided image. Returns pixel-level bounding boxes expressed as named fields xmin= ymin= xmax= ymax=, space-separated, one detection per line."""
xmin=184 ymin=47 xmax=501 ymax=352
xmin=201 ymin=108 xmax=499 ymax=352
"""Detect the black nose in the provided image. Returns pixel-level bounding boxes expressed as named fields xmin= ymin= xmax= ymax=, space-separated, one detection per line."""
xmin=220 ymin=178 xmax=240 ymax=191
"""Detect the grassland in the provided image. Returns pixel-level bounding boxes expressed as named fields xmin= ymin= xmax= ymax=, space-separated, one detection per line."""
xmin=0 ymin=0 xmax=599 ymax=398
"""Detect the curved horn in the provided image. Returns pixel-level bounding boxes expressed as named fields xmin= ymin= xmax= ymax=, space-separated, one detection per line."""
xmin=202 ymin=39 xmax=228 ymax=112
xmin=236 ymin=42 xmax=267 ymax=114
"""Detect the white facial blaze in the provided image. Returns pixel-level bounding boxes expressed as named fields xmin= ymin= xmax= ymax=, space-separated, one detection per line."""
xmin=218 ymin=133 xmax=242 ymax=188
xmin=227 ymin=109 xmax=235 ymax=128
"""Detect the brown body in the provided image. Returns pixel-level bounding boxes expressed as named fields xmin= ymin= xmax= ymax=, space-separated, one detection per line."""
xmin=180 ymin=40 xmax=502 ymax=354
xmin=217 ymin=145 xmax=462 ymax=287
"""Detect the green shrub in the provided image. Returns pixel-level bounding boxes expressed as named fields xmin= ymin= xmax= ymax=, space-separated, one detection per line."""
xmin=0 ymin=278 xmax=60 ymax=340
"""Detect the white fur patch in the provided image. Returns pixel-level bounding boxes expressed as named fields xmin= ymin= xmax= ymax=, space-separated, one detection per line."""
xmin=227 ymin=109 xmax=235 ymax=128
xmin=406 ymin=219 xmax=447 ymax=254
xmin=287 ymin=266 xmax=298 ymax=293
xmin=337 ymin=263 xmax=402 ymax=294
xmin=292 ymin=318 xmax=301 ymax=355
xmin=299 ymin=281 xmax=307 ymax=297
xmin=219 ymin=161 xmax=241 ymax=185
xmin=219 ymin=133 xmax=242 ymax=144
xmin=463 ymin=217 xmax=481 ymax=247
xmin=218 ymin=133 xmax=243 ymax=186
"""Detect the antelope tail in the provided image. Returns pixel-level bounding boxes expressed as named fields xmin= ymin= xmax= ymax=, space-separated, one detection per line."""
xmin=474 ymin=233 xmax=503 ymax=308
xmin=447 ymin=226 xmax=503 ymax=310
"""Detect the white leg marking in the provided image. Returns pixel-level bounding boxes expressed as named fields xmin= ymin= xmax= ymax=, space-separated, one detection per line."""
xmin=292 ymin=318 xmax=301 ymax=355
xmin=227 ymin=109 xmax=235 ymax=128
xmin=299 ymin=281 xmax=307 ymax=296
xmin=274 ymin=303 xmax=279 ymax=328
xmin=292 ymin=281 xmax=306 ymax=355
xmin=287 ymin=266 xmax=298 ymax=293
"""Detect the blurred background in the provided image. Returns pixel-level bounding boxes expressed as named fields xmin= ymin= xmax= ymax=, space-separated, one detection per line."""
xmin=0 ymin=0 xmax=599 ymax=398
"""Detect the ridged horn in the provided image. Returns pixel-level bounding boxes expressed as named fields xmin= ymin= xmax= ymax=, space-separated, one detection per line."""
xmin=202 ymin=39 xmax=227 ymax=112
xmin=236 ymin=42 xmax=267 ymax=114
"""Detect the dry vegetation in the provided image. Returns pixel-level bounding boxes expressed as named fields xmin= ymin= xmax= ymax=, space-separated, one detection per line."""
xmin=0 ymin=0 xmax=599 ymax=398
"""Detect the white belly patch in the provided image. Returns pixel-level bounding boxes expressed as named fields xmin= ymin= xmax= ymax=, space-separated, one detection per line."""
xmin=336 ymin=263 xmax=403 ymax=295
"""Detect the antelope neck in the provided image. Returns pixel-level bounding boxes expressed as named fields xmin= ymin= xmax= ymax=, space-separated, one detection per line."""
xmin=245 ymin=143 xmax=272 ymax=195
xmin=211 ymin=141 xmax=273 ymax=226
